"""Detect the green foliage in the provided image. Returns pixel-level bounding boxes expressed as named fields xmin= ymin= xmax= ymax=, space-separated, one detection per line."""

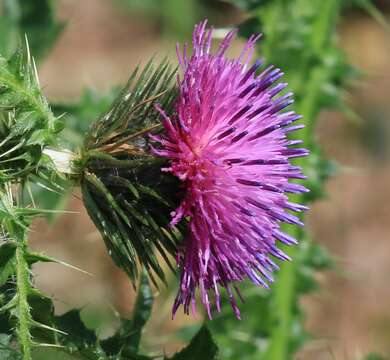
xmin=208 ymin=1 xmax=359 ymax=359
xmin=28 ymin=272 xmax=174 ymax=360
xmin=0 ymin=0 xmax=64 ymax=60
xmin=209 ymin=241 xmax=333 ymax=360
xmin=167 ymin=325 xmax=218 ymax=360
xmin=81 ymin=58 xmax=183 ymax=287
xmin=0 ymin=19 xmax=75 ymax=356
xmin=0 ymin=0 xmax=382 ymax=359
xmin=0 ymin=334 xmax=23 ymax=359
xmin=363 ymin=354 xmax=388 ymax=360
xmin=2 ymin=245 xmax=160 ymax=360
xmin=100 ymin=271 xmax=154 ymax=357
xmin=0 ymin=43 xmax=62 ymax=183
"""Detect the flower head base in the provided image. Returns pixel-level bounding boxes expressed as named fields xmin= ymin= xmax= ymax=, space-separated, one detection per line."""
xmin=153 ymin=21 xmax=309 ymax=319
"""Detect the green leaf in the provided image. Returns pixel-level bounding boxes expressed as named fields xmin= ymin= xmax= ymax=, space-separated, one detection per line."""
xmin=79 ymin=305 xmax=118 ymax=335
xmin=49 ymin=309 xmax=112 ymax=359
xmin=101 ymin=271 xmax=153 ymax=356
xmin=28 ymin=291 xmax=55 ymax=326
xmin=54 ymin=310 xmax=98 ymax=351
xmin=124 ymin=270 xmax=153 ymax=353
xmin=0 ymin=283 xmax=16 ymax=333
xmin=0 ymin=333 xmax=23 ymax=360
xmin=32 ymin=348 xmax=84 ymax=360
xmin=0 ymin=41 xmax=63 ymax=184
xmin=0 ymin=242 xmax=16 ymax=286
xmin=167 ymin=325 xmax=218 ymax=360
xmin=20 ymin=175 xmax=70 ymax=222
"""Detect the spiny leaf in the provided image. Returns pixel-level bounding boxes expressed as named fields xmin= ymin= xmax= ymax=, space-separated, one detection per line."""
xmin=25 ymin=251 xmax=92 ymax=276
xmin=54 ymin=310 xmax=98 ymax=351
xmin=20 ymin=176 xmax=71 ymax=223
xmin=166 ymin=325 xmax=218 ymax=360
xmin=0 ymin=41 xmax=63 ymax=184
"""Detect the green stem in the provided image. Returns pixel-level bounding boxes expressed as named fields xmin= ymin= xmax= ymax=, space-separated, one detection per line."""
xmin=264 ymin=227 xmax=301 ymax=360
xmin=5 ymin=219 xmax=34 ymax=360
xmin=15 ymin=240 xmax=33 ymax=360
xmin=265 ymin=1 xmax=340 ymax=358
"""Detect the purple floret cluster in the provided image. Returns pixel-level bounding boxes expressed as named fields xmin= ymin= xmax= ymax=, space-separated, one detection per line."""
xmin=152 ymin=21 xmax=309 ymax=319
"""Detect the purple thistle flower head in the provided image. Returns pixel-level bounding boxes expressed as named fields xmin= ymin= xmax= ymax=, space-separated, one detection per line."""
xmin=152 ymin=20 xmax=309 ymax=319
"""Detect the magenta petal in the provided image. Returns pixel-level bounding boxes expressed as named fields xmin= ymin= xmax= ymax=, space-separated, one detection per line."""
xmin=152 ymin=20 xmax=308 ymax=318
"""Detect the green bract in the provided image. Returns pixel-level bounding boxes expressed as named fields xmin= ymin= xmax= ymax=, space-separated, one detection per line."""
xmin=80 ymin=59 xmax=184 ymax=287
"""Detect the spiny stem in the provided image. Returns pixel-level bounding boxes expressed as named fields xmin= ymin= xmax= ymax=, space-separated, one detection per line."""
xmin=14 ymin=226 xmax=33 ymax=360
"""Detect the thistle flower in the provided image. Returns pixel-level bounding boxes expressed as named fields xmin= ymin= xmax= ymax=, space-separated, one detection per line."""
xmin=80 ymin=59 xmax=182 ymax=287
xmin=153 ymin=21 xmax=309 ymax=319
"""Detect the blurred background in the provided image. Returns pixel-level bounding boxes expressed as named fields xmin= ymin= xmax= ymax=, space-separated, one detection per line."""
xmin=2 ymin=0 xmax=389 ymax=358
